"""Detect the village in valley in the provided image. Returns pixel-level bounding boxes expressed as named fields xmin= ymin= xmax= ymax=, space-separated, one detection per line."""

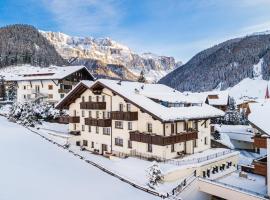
xmin=0 ymin=63 xmax=269 ymax=200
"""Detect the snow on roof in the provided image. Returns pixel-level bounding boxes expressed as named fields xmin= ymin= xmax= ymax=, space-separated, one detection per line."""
xmin=214 ymin=124 xmax=254 ymax=142
xmin=89 ymin=79 xmax=224 ymax=121
xmin=248 ymin=100 xmax=270 ymax=135
xmin=0 ymin=65 xmax=93 ymax=81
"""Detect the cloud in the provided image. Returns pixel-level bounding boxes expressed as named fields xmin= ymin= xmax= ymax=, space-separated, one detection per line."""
xmin=42 ymin=0 xmax=123 ymax=36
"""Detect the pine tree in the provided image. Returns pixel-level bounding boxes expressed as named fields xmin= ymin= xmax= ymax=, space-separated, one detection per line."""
xmin=138 ymin=70 xmax=146 ymax=83
xmin=146 ymin=161 xmax=163 ymax=189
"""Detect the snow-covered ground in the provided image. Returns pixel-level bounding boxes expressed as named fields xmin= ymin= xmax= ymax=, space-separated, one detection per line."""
xmin=0 ymin=116 xmax=158 ymax=200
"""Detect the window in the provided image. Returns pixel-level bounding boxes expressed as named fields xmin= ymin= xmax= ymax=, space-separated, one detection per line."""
xmin=82 ymin=96 xmax=85 ymax=102
xmin=147 ymin=123 xmax=152 ymax=133
xmin=127 ymin=103 xmax=131 ymax=112
xmin=82 ymin=110 xmax=85 ymax=117
xmin=88 ymin=111 xmax=92 ymax=118
xmin=83 ymin=140 xmax=88 ymax=146
xmin=194 ymin=139 xmax=198 ymax=147
xmin=96 ymin=126 xmax=99 ymax=134
xmin=115 ymin=138 xmax=123 ymax=147
xmin=128 ymin=122 xmax=132 ymax=130
xmin=73 ymin=124 xmax=76 ymax=130
xmin=23 ymin=85 xmax=26 ymax=90
xmin=76 ymin=141 xmax=81 ymax=146
xmin=23 ymin=95 xmax=26 ymax=99
xmin=103 ymin=128 xmax=110 ymax=135
xmin=82 ymin=125 xmax=85 ymax=131
xmin=171 ymin=144 xmax=175 ymax=152
xmin=115 ymin=121 xmax=123 ymax=129
xmin=147 ymin=143 xmax=152 ymax=152
xmin=103 ymin=111 xmax=106 ymax=119
xmin=96 ymin=111 xmax=99 ymax=119
xmin=60 ymin=94 xmax=65 ymax=98
xmin=128 ymin=140 xmax=132 ymax=149
xmin=171 ymin=124 xmax=175 ymax=134
xmin=107 ymin=112 xmax=111 ymax=119
xmin=184 ymin=121 xmax=188 ymax=131
xmin=89 ymin=96 xmax=92 ymax=102
xmin=204 ymin=137 xmax=208 ymax=145
xmin=119 ymin=103 xmax=123 ymax=111
xmin=88 ymin=125 xmax=91 ymax=132
xmin=102 ymin=95 xmax=105 ymax=102
xmin=48 ymin=94 xmax=53 ymax=99
xmin=91 ymin=142 xmax=94 ymax=148
xmin=48 ymin=85 xmax=53 ymax=90
xmin=96 ymin=96 xmax=100 ymax=102
xmin=73 ymin=110 xmax=76 ymax=116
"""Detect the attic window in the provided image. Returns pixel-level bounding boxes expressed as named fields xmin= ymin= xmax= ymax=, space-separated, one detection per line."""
xmin=208 ymin=95 xmax=219 ymax=99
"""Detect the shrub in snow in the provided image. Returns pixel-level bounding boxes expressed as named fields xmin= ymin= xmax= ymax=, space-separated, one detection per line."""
xmin=8 ymin=102 xmax=64 ymax=127
xmin=146 ymin=161 xmax=163 ymax=189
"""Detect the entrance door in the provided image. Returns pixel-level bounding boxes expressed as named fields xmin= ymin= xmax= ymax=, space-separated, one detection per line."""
xmin=102 ymin=144 xmax=108 ymax=154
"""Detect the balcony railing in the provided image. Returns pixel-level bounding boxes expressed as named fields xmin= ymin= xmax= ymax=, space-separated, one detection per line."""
xmin=80 ymin=102 xmax=106 ymax=110
xmin=111 ymin=111 xmax=138 ymax=121
xmin=58 ymin=88 xmax=71 ymax=93
xmin=69 ymin=116 xmax=80 ymax=123
xmin=129 ymin=131 xmax=198 ymax=146
xmin=85 ymin=118 xmax=112 ymax=127
xmin=69 ymin=131 xmax=81 ymax=135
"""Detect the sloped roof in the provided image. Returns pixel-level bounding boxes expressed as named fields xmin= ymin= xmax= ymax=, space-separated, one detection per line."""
xmin=248 ymin=100 xmax=270 ymax=135
xmin=57 ymin=79 xmax=224 ymax=121
xmin=0 ymin=65 xmax=94 ymax=81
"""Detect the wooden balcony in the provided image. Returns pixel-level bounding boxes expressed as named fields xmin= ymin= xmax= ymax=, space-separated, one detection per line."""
xmin=253 ymin=135 xmax=267 ymax=148
xmin=58 ymin=88 xmax=71 ymax=93
xmin=85 ymin=118 xmax=112 ymax=127
xmin=69 ymin=131 xmax=81 ymax=135
xmin=80 ymin=102 xmax=106 ymax=110
xmin=69 ymin=116 xmax=80 ymax=123
xmin=130 ymin=131 xmax=198 ymax=146
xmin=111 ymin=111 xmax=138 ymax=121
xmin=253 ymin=156 xmax=267 ymax=176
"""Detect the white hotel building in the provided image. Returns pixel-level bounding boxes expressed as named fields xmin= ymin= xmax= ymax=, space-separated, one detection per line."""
xmin=56 ymin=79 xmax=224 ymax=160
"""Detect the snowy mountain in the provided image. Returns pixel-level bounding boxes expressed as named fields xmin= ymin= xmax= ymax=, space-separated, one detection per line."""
xmin=41 ymin=31 xmax=181 ymax=82
xmin=159 ymin=33 xmax=270 ymax=91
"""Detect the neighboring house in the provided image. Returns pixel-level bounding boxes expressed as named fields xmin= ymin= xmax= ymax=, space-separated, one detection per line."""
xmin=205 ymin=91 xmax=230 ymax=111
xmin=236 ymin=99 xmax=257 ymax=116
xmin=0 ymin=65 xmax=95 ymax=103
xmin=248 ymin=100 xmax=270 ymax=195
xmin=56 ymin=79 xmax=224 ymax=160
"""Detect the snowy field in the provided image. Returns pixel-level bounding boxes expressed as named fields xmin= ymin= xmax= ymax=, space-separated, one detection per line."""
xmin=0 ymin=116 xmax=158 ymax=200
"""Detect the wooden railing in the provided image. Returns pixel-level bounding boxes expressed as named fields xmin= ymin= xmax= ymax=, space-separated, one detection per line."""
xmin=129 ymin=131 xmax=198 ymax=146
xmin=58 ymin=88 xmax=71 ymax=93
xmin=69 ymin=116 xmax=80 ymax=123
xmin=111 ymin=111 xmax=138 ymax=121
xmin=80 ymin=102 xmax=106 ymax=110
xmin=85 ymin=118 xmax=112 ymax=127
xmin=253 ymin=156 xmax=267 ymax=176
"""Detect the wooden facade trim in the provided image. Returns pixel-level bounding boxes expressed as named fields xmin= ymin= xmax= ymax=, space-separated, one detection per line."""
xmin=80 ymin=102 xmax=106 ymax=110
xmin=129 ymin=131 xmax=198 ymax=146
xmin=253 ymin=135 xmax=267 ymax=148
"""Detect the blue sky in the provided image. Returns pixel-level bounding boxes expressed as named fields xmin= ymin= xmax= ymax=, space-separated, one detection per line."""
xmin=1 ymin=0 xmax=270 ymax=62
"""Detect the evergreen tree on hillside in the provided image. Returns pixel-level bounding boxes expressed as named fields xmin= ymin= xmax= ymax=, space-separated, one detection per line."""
xmin=138 ymin=70 xmax=146 ymax=83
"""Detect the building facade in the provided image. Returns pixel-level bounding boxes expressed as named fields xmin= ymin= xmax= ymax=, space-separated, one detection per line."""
xmin=57 ymin=79 xmax=224 ymax=160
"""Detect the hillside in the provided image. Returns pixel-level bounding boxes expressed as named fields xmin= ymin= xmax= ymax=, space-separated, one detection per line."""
xmin=159 ymin=33 xmax=270 ymax=91
xmin=0 ymin=24 xmax=66 ymax=67
xmin=41 ymin=31 xmax=181 ymax=81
